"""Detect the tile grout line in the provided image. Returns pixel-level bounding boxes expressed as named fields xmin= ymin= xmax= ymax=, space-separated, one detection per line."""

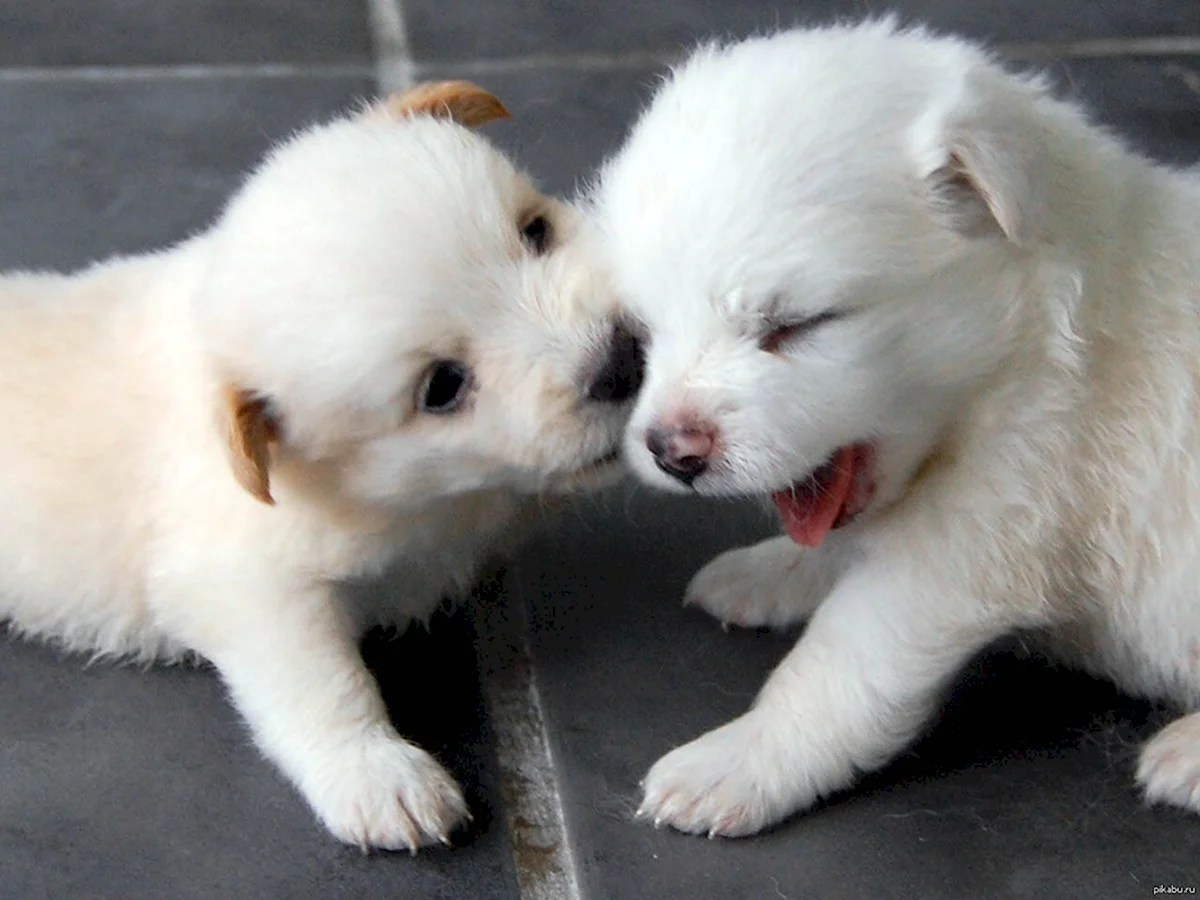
xmin=365 ymin=0 xmax=414 ymax=94
xmin=1004 ymin=35 xmax=1200 ymax=60
xmin=414 ymin=35 xmax=1200 ymax=78
xmin=472 ymin=578 xmax=586 ymax=900
xmin=414 ymin=49 xmax=679 ymax=78
xmin=0 ymin=35 xmax=1198 ymax=83
xmin=0 ymin=62 xmax=375 ymax=82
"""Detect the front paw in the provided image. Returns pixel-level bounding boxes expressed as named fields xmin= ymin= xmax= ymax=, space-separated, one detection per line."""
xmin=637 ymin=713 xmax=812 ymax=838
xmin=310 ymin=728 xmax=470 ymax=852
xmin=685 ymin=537 xmax=815 ymax=629
xmin=1138 ymin=712 xmax=1200 ymax=813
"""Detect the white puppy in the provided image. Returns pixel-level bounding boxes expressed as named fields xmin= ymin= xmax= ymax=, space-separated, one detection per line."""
xmin=0 ymin=81 xmax=641 ymax=851
xmin=591 ymin=20 xmax=1200 ymax=837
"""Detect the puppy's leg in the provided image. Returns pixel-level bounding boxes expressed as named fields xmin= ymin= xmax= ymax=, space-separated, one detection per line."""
xmin=191 ymin=583 xmax=468 ymax=851
xmin=685 ymin=535 xmax=852 ymax=629
xmin=640 ymin=553 xmax=1020 ymax=837
xmin=1138 ymin=712 xmax=1200 ymax=813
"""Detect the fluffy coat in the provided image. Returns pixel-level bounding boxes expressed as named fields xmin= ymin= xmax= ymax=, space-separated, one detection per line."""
xmin=592 ymin=21 xmax=1200 ymax=837
xmin=0 ymin=82 xmax=635 ymax=851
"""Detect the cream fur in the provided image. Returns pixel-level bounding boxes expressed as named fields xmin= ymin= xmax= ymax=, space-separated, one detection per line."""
xmin=0 ymin=88 xmax=633 ymax=851
xmin=591 ymin=20 xmax=1200 ymax=837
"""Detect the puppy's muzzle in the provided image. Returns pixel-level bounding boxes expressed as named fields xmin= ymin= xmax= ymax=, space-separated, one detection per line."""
xmin=646 ymin=421 xmax=716 ymax=487
xmin=587 ymin=324 xmax=645 ymax=404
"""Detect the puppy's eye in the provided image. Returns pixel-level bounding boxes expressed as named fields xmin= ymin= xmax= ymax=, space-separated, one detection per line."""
xmin=520 ymin=213 xmax=553 ymax=255
xmin=760 ymin=311 xmax=842 ymax=354
xmin=419 ymin=360 xmax=471 ymax=414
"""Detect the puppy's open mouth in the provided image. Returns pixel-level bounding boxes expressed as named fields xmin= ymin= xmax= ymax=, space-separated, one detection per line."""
xmin=772 ymin=442 xmax=875 ymax=548
xmin=545 ymin=446 xmax=623 ymax=493
xmin=575 ymin=447 xmax=621 ymax=475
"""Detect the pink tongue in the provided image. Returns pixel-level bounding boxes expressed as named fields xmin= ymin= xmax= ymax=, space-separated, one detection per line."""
xmin=772 ymin=445 xmax=858 ymax=548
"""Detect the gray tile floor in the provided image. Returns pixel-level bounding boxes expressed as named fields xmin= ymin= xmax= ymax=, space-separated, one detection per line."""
xmin=1 ymin=2 xmax=1199 ymax=899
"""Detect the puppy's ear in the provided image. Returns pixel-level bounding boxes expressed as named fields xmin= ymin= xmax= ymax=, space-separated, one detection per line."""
xmin=917 ymin=77 xmax=1045 ymax=245
xmin=925 ymin=150 xmax=1018 ymax=241
xmin=371 ymin=81 xmax=511 ymax=128
xmin=222 ymin=386 xmax=278 ymax=505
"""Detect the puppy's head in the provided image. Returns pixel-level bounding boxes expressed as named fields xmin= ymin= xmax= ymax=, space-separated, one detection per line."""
xmin=592 ymin=20 xmax=1086 ymax=545
xmin=196 ymin=82 xmax=641 ymax=511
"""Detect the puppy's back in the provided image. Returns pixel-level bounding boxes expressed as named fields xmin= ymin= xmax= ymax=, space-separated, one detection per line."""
xmin=0 ymin=252 xmax=198 ymax=658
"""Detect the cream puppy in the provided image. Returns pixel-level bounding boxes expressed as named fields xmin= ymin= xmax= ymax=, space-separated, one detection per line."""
xmin=0 ymin=82 xmax=641 ymax=851
xmin=592 ymin=20 xmax=1200 ymax=837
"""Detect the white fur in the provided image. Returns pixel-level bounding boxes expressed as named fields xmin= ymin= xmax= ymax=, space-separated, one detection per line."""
xmin=591 ymin=19 xmax=1200 ymax=837
xmin=0 ymin=98 xmax=631 ymax=851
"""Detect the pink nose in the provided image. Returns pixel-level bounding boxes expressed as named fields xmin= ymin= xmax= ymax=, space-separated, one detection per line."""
xmin=645 ymin=421 xmax=716 ymax=486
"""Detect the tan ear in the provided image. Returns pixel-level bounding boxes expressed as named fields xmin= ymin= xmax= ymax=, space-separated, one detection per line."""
xmin=926 ymin=151 xmax=1011 ymax=240
xmin=918 ymin=77 xmax=1046 ymax=246
xmin=375 ymin=80 xmax=511 ymax=128
xmin=223 ymin=387 xmax=276 ymax=505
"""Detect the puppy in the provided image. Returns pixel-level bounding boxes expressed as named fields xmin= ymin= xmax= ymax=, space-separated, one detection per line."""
xmin=0 ymin=81 xmax=640 ymax=851
xmin=591 ymin=20 xmax=1200 ymax=837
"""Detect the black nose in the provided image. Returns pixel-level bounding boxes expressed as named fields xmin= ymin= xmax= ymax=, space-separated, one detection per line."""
xmin=587 ymin=324 xmax=645 ymax=404
xmin=645 ymin=426 xmax=709 ymax=486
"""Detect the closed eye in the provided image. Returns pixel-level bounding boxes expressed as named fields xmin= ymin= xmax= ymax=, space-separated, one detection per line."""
xmin=759 ymin=310 xmax=842 ymax=354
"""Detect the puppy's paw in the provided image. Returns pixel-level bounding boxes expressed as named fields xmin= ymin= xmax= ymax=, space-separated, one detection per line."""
xmin=1138 ymin=712 xmax=1200 ymax=813
xmin=637 ymin=712 xmax=808 ymax=838
xmin=685 ymin=537 xmax=818 ymax=629
xmin=313 ymin=729 xmax=470 ymax=852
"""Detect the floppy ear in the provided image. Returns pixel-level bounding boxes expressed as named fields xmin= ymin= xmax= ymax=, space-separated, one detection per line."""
xmin=925 ymin=151 xmax=1011 ymax=241
xmin=372 ymin=80 xmax=511 ymax=128
xmin=924 ymin=141 xmax=1029 ymax=243
xmin=222 ymin=386 xmax=278 ymax=505
xmin=917 ymin=78 xmax=1045 ymax=245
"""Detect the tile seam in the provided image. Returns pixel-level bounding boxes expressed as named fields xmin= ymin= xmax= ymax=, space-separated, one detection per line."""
xmin=0 ymin=36 xmax=1198 ymax=83
xmin=366 ymin=0 xmax=413 ymax=93
xmin=0 ymin=62 xmax=374 ymax=82
xmin=473 ymin=580 xmax=586 ymax=900
xmin=413 ymin=36 xmax=1200 ymax=76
